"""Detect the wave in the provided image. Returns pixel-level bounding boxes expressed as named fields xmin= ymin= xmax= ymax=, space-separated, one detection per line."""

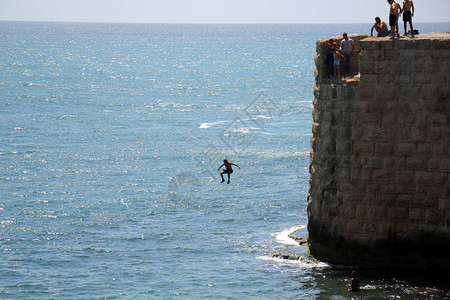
xmin=273 ymin=225 xmax=305 ymax=246
xmin=199 ymin=120 xmax=229 ymax=129
xmin=257 ymin=255 xmax=329 ymax=269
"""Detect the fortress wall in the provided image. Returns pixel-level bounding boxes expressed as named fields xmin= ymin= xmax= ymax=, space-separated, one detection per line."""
xmin=308 ymin=33 xmax=450 ymax=272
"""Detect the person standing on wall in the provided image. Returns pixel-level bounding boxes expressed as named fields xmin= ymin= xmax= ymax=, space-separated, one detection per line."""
xmin=388 ymin=0 xmax=402 ymax=36
xmin=340 ymin=33 xmax=354 ymax=76
xmin=402 ymin=0 xmax=415 ymax=35
xmin=325 ymin=38 xmax=337 ymax=78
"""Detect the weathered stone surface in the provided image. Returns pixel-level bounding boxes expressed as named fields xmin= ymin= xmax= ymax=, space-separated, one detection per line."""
xmin=308 ymin=33 xmax=450 ymax=274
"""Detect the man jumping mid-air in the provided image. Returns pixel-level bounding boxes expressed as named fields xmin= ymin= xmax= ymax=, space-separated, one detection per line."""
xmin=217 ymin=159 xmax=241 ymax=184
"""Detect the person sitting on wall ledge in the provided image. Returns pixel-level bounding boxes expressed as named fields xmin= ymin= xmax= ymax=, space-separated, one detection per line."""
xmin=371 ymin=17 xmax=390 ymax=37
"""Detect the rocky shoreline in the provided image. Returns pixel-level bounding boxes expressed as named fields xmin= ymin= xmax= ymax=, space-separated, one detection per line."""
xmin=271 ymin=227 xmax=312 ymax=261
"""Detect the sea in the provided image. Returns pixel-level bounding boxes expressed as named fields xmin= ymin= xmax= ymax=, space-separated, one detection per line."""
xmin=1 ymin=21 xmax=449 ymax=299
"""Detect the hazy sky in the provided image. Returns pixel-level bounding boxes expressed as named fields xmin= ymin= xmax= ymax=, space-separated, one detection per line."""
xmin=1 ymin=0 xmax=449 ymax=24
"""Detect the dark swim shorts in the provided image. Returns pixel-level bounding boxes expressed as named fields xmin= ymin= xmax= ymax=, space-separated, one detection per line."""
xmin=403 ymin=11 xmax=412 ymax=22
xmin=389 ymin=14 xmax=397 ymax=26
xmin=222 ymin=169 xmax=233 ymax=174
xmin=325 ymin=52 xmax=333 ymax=65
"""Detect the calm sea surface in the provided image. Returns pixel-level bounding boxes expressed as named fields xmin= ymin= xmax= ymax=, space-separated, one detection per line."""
xmin=1 ymin=22 xmax=449 ymax=299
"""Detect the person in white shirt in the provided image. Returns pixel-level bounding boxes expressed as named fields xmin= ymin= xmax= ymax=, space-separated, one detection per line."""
xmin=340 ymin=33 xmax=354 ymax=76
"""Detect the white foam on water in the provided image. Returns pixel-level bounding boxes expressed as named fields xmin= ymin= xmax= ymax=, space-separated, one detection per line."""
xmin=273 ymin=225 xmax=305 ymax=246
xmin=199 ymin=120 xmax=228 ymax=129
xmin=256 ymin=255 xmax=330 ymax=270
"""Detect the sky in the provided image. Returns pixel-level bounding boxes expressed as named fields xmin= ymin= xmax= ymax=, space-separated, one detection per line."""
xmin=0 ymin=0 xmax=449 ymax=24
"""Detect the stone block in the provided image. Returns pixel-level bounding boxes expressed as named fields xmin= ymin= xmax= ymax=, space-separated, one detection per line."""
xmin=373 ymin=49 xmax=386 ymax=60
xmin=355 ymin=100 xmax=370 ymax=111
xmin=377 ymin=222 xmax=393 ymax=236
xmin=367 ymin=126 xmax=387 ymax=140
xmin=425 ymin=210 xmax=444 ymax=225
xmin=442 ymin=60 xmax=450 ymax=74
xmin=397 ymin=157 xmax=406 ymax=169
xmin=362 ymin=221 xmax=378 ymax=234
xmin=381 ymin=112 xmax=397 ymax=126
xmin=374 ymin=84 xmax=397 ymax=101
xmin=336 ymin=140 xmax=351 ymax=154
xmin=374 ymin=60 xmax=390 ymax=74
xmin=410 ymin=126 xmax=427 ymax=141
xmin=430 ymin=128 xmax=444 ymax=141
xmin=394 ymin=221 xmax=415 ymax=238
xmin=436 ymin=87 xmax=450 ymax=101
xmin=400 ymin=49 xmax=416 ymax=59
xmin=381 ymin=184 xmax=397 ymax=194
xmin=360 ymin=74 xmax=379 ymax=84
xmin=431 ymin=49 xmax=450 ymax=60
xmin=410 ymin=60 xmax=425 ymax=73
xmin=399 ymin=85 xmax=421 ymax=103
xmin=406 ymin=157 xmax=426 ymax=170
xmin=421 ymin=84 xmax=436 ymax=101
xmin=424 ymin=59 xmax=441 ymax=75
xmin=378 ymin=73 xmax=395 ymax=85
xmin=382 ymin=157 xmax=396 ymax=168
xmin=394 ymin=60 xmax=411 ymax=74
xmin=434 ymin=172 xmax=447 ymax=185
xmin=414 ymin=112 xmax=428 ymax=127
xmin=418 ymin=143 xmax=432 ymax=156
xmin=427 ymin=158 xmax=441 ymax=171
xmin=396 ymin=170 xmax=414 ymax=184
xmin=434 ymin=143 xmax=447 ymax=156
xmin=397 ymin=74 xmax=411 ymax=84
xmin=389 ymin=207 xmax=409 ymax=220
xmin=409 ymin=208 xmax=425 ymax=221
xmin=413 ymin=74 xmax=433 ymax=85
xmin=352 ymin=141 xmax=374 ymax=155
xmin=440 ymin=158 xmax=450 ymax=172
xmin=373 ymin=168 xmax=395 ymax=184
xmin=355 ymin=204 xmax=368 ymax=218
xmin=378 ymin=40 xmax=394 ymax=50
xmin=413 ymin=50 xmax=430 ymax=60
xmin=431 ymin=113 xmax=447 ymax=125
xmin=367 ymin=156 xmax=382 ymax=168
xmin=414 ymin=171 xmax=433 ymax=185
xmin=351 ymin=126 xmax=364 ymax=140
xmin=375 ymin=143 xmax=394 ymax=156
xmin=346 ymin=219 xmax=363 ymax=233
xmin=359 ymin=60 xmax=374 ymax=73
xmin=322 ymin=110 xmax=333 ymax=123
xmin=360 ymin=112 xmax=380 ymax=124
xmin=357 ymin=83 xmax=374 ymax=99
xmin=398 ymin=143 xmax=417 ymax=157
xmin=384 ymin=48 xmax=400 ymax=60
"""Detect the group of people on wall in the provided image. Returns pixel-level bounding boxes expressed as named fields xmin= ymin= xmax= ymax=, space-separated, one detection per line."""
xmin=324 ymin=33 xmax=354 ymax=79
xmin=324 ymin=0 xmax=415 ymax=79
xmin=371 ymin=0 xmax=415 ymax=37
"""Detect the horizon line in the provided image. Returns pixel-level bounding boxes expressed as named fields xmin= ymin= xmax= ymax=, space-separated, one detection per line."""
xmin=1 ymin=20 xmax=449 ymax=25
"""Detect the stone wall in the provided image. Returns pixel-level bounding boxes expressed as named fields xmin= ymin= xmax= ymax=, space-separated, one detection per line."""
xmin=308 ymin=33 xmax=450 ymax=273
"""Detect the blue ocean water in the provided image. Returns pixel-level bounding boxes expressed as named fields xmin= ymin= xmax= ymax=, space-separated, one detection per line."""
xmin=1 ymin=22 xmax=449 ymax=299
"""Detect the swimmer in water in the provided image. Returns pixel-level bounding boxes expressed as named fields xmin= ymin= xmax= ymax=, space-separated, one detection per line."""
xmin=217 ymin=159 xmax=241 ymax=184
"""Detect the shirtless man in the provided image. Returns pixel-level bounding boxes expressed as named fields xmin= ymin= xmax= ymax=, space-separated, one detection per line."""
xmin=371 ymin=17 xmax=389 ymax=37
xmin=325 ymin=39 xmax=337 ymax=78
xmin=332 ymin=48 xmax=346 ymax=79
xmin=217 ymin=159 xmax=241 ymax=184
xmin=402 ymin=0 xmax=415 ymax=35
xmin=388 ymin=0 xmax=402 ymax=36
